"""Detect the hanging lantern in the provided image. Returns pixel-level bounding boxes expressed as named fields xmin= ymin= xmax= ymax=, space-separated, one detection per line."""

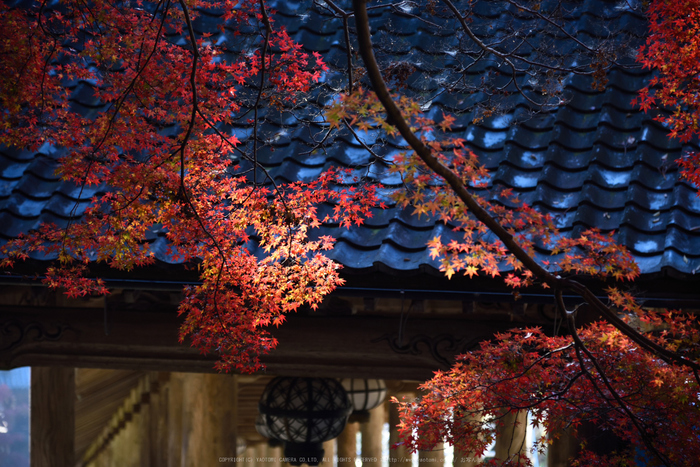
xmin=255 ymin=413 xmax=283 ymax=447
xmin=258 ymin=377 xmax=352 ymax=466
xmin=341 ymin=379 xmax=387 ymax=422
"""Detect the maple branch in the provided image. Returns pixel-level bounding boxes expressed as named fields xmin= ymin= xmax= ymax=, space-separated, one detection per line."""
xmin=445 ymin=0 xmax=620 ymax=78
xmin=352 ymin=0 xmax=558 ymax=287
xmin=196 ymin=108 xmax=282 ymax=193
xmin=299 ymin=124 xmax=333 ymax=155
xmin=316 ymin=0 xmax=354 ymax=92
xmin=35 ymin=8 xmax=58 ymax=126
xmin=194 ymin=109 xmax=298 ymax=225
xmin=38 ymin=0 xmax=63 ymax=38
xmin=342 ymin=16 xmax=354 ymax=93
xmin=482 ymin=343 xmax=575 ymax=391
xmin=342 ymin=118 xmax=386 ymax=164
xmin=252 ymin=0 xmax=272 ymax=187
xmin=505 ymin=0 xmax=636 ymax=75
xmin=421 ymin=345 xmax=583 ymax=433
xmin=177 ymin=0 xmax=199 ymax=184
xmin=505 ymin=0 xmax=599 ymax=53
xmin=483 ymin=370 xmax=587 ymax=416
xmin=562 ymin=293 xmax=674 ymax=466
xmin=58 ymin=0 xmax=173 ymax=260
xmin=352 ymin=0 xmax=700 ymax=377
xmin=175 ymin=0 xmax=236 ymax=338
xmin=439 ymin=0 xmax=557 ymax=109
xmin=564 ymin=278 xmax=700 ymax=372
xmin=492 ymin=410 xmax=528 ymax=466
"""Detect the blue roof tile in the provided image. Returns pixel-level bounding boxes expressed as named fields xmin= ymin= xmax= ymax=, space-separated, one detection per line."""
xmin=3 ymin=0 xmax=700 ymax=283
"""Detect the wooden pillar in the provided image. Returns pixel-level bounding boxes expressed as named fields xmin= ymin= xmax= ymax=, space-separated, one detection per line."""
xmin=94 ymin=442 xmax=109 ymax=467
xmin=139 ymin=395 xmax=151 ymax=467
xmin=255 ymin=442 xmax=267 ymax=467
xmin=243 ymin=445 xmax=255 ymax=467
xmin=418 ymin=442 xmax=444 ymax=467
xmin=167 ymin=372 xmax=185 ymax=467
xmin=150 ymin=373 xmax=170 ymax=467
xmin=31 ymin=367 xmax=75 ymax=467
xmin=453 ymin=452 xmax=479 ymax=467
xmin=136 ymin=376 xmax=151 ymax=467
xmin=494 ymin=410 xmax=527 ymax=462
xmin=412 ymin=385 xmax=444 ymax=467
xmin=126 ymin=405 xmax=141 ymax=466
xmin=547 ymin=428 xmax=578 ymax=467
xmin=452 ymin=413 xmax=481 ymax=467
xmin=182 ymin=373 xmax=239 ymax=467
xmin=388 ymin=393 xmax=413 ymax=467
xmin=320 ymin=439 xmax=335 ymax=467
xmin=103 ymin=423 xmax=116 ymax=467
xmin=117 ymin=404 xmax=133 ymax=465
xmin=337 ymin=421 xmax=358 ymax=467
xmin=361 ymin=405 xmax=385 ymax=467
xmin=269 ymin=444 xmax=283 ymax=467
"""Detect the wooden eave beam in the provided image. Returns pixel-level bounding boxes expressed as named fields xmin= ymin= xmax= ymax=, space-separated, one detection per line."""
xmin=0 ymin=304 xmax=514 ymax=380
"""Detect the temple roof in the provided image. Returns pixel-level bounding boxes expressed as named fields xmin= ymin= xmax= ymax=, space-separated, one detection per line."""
xmin=2 ymin=0 xmax=699 ymax=293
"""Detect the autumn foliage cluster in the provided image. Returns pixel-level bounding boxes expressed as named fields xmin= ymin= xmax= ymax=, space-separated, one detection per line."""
xmin=636 ymin=0 xmax=700 ymax=188
xmin=395 ymin=312 xmax=700 ymax=466
xmin=0 ymin=0 xmax=376 ymax=371
xmin=1 ymin=0 xmax=700 ymax=465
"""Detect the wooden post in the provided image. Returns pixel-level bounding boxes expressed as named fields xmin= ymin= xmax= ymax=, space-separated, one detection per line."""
xmin=418 ymin=442 xmax=444 ymax=467
xmin=452 ymin=412 xmax=481 ymax=467
xmin=136 ymin=376 xmax=151 ymax=467
xmin=126 ymin=394 xmax=141 ymax=466
xmin=494 ymin=410 xmax=527 ymax=462
xmin=243 ymin=445 xmax=255 ymax=467
xmin=167 ymin=372 xmax=185 ymax=467
xmin=149 ymin=373 xmax=170 ymax=467
xmin=361 ymin=405 xmax=385 ymax=467
xmin=255 ymin=442 xmax=267 ymax=467
xmin=388 ymin=393 xmax=413 ymax=467
xmin=182 ymin=373 xmax=239 ymax=467
xmin=31 ymin=367 xmax=75 ymax=467
xmin=453 ymin=451 xmax=479 ymax=467
xmin=337 ymin=421 xmax=358 ymax=467
xmin=269 ymin=444 xmax=283 ymax=467
xmin=320 ymin=439 xmax=335 ymax=467
xmin=547 ymin=428 xmax=578 ymax=467
xmin=111 ymin=414 xmax=128 ymax=466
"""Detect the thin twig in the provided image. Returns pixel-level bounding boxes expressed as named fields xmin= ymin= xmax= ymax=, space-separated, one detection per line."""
xmin=252 ymin=0 xmax=272 ymax=186
xmin=177 ymin=0 xmax=234 ymax=334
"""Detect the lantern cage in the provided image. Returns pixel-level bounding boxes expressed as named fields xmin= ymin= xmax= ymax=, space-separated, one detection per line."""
xmin=341 ymin=379 xmax=387 ymax=422
xmin=255 ymin=414 xmax=283 ymax=448
xmin=258 ymin=377 xmax=352 ymax=466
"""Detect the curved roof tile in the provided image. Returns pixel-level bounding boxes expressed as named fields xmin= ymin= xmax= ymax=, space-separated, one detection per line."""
xmin=2 ymin=0 xmax=699 ymax=281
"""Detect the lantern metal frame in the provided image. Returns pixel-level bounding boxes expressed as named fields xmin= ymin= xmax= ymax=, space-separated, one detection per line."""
xmin=258 ymin=377 xmax=352 ymax=466
xmin=341 ymin=378 xmax=387 ymax=422
xmin=255 ymin=413 xmax=283 ymax=448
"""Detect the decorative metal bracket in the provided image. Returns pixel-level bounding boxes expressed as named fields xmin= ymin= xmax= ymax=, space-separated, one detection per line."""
xmin=371 ymin=333 xmax=483 ymax=368
xmin=0 ymin=318 xmax=73 ymax=351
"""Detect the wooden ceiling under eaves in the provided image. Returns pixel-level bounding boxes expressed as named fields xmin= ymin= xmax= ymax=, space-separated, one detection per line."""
xmin=73 ymin=368 xmax=423 ymax=464
xmin=74 ymin=368 xmax=277 ymax=463
xmin=75 ymin=369 xmax=146 ymax=461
